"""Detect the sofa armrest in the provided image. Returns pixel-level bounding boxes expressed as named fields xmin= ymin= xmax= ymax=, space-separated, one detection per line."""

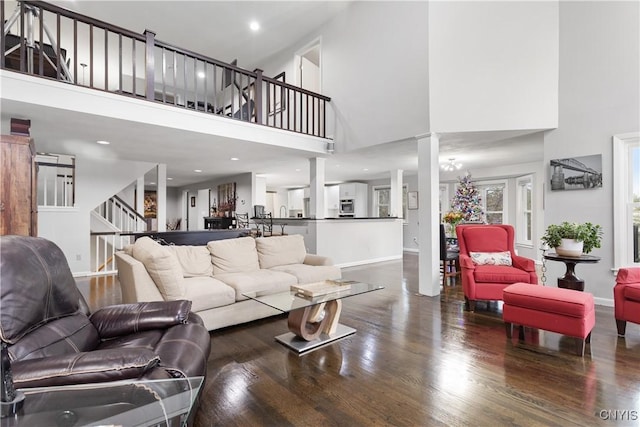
xmin=115 ymin=251 xmax=165 ymax=303
xmin=304 ymin=254 xmax=334 ymax=266
xmin=89 ymin=300 xmax=193 ymax=339
xmin=12 ymin=348 xmax=160 ymax=388
xmin=458 ymin=254 xmax=475 ymax=270
xmin=512 ymin=255 xmax=536 ymax=272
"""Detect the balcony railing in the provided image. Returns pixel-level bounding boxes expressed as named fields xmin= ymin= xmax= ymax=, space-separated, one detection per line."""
xmin=1 ymin=0 xmax=331 ymax=138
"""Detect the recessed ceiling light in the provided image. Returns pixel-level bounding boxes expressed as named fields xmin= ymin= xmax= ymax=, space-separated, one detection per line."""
xmin=295 ymin=168 xmax=301 ymax=172
xmin=363 ymin=168 xmax=369 ymax=171
xmin=197 ymin=71 xmax=205 ymax=79
xmin=167 ymin=177 xmax=173 ymax=181
xmin=96 ymin=140 xmax=110 ymax=145
xmin=230 ymin=157 xmax=239 ymax=161
xmin=149 ymin=182 xmax=156 ymax=185
xmin=194 ymin=169 xmax=202 ymax=173
xmin=249 ymin=21 xmax=260 ymax=31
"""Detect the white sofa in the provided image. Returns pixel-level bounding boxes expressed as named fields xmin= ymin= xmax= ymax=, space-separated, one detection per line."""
xmin=115 ymin=234 xmax=341 ymax=331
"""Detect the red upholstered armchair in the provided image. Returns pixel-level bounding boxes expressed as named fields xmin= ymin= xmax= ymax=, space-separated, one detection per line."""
xmin=614 ymin=267 xmax=640 ymax=336
xmin=456 ymin=224 xmax=538 ymax=311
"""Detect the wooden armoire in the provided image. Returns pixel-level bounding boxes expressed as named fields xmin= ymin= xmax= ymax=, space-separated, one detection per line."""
xmin=0 ymin=134 xmax=37 ymax=236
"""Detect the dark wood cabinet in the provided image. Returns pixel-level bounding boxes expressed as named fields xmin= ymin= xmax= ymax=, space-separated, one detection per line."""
xmin=204 ymin=216 xmax=233 ymax=230
xmin=0 ymin=135 xmax=37 ymax=236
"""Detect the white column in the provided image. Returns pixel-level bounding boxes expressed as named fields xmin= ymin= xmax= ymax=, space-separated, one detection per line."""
xmin=309 ymin=158 xmax=326 ymax=219
xmin=253 ymin=174 xmax=267 ymax=207
xmin=390 ymin=169 xmax=403 ymax=218
xmin=156 ymin=164 xmax=167 ymax=232
xmin=418 ymin=134 xmax=440 ymax=296
xmin=136 ymin=177 xmax=144 ymax=218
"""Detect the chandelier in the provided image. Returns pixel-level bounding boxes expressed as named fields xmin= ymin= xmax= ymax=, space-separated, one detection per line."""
xmin=441 ymin=158 xmax=462 ymax=171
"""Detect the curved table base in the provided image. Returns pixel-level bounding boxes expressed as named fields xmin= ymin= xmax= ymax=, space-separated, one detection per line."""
xmin=279 ymin=300 xmax=355 ymax=355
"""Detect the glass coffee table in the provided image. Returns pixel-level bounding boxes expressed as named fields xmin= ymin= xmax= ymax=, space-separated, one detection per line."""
xmin=244 ymin=280 xmax=383 ymax=355
xmin=1 ymin=376 xmax=203 ymax=426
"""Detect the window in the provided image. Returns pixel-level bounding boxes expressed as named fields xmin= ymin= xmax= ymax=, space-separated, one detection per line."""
xmin=516 ymin=175 xmax=533 ymax=246
xmin=477 ymin=181 xmax=507 ymax=224
xmin=375 ymin=187 xmax=390 ymax=217
xmin=439 ymin=185 xmax=449 ymax=222
xmin=373 ymin=185 xmax=408 ymax=219
xmin=613 ymin=133 xmax=640 ymax=267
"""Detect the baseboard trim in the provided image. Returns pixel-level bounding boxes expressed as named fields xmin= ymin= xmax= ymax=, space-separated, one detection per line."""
xmin=594 ymin=297 xmax=614 ymax=307
xmin=403 ymin=248 xmax=419 ymax=253
xmin=337 ymin=255 xmax=403 ymax=268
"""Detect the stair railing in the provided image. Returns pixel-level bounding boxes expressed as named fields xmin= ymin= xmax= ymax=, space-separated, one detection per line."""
xmin=96 ymin=195 xmax=147 ymax=233
xmin=1 ymin=0 xmax=332 ymax=139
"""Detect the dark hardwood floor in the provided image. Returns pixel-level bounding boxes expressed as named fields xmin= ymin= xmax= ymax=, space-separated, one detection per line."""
xmin=77 ymin=253 xmax=640 ymax=426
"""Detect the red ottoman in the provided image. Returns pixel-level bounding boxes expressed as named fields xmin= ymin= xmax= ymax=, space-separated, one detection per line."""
xmin=503 ymin=283 xmax=595 ymax=356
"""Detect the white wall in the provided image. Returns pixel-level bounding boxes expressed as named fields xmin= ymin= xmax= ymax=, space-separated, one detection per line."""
xmin=166 ymin=187 xmax=182 ymax=226
xmin=38 ymin=156 xmax=156 ymax=273
xmin=428 ymin=1 xmax=558 ymax=133
xmin=315 ymin=219 xmax=403 ymax=267
xmin=544 ymin=1 xmax=640 ymax=304
xmin=260 ymin=1 xmax=429 ymax=151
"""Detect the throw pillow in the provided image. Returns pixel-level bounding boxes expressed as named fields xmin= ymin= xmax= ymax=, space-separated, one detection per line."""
xmin=469 ymin=251 xmax=512 ymax=266
xmin=207 ymin=236 xmax=260 ymax=275
xmin=255 ymin=234 xmax=307 ymax=269
xmin=168 ymin=245 xmax=213 ymax=277
xmin=132 ymin=237 xmax=186 ymax=300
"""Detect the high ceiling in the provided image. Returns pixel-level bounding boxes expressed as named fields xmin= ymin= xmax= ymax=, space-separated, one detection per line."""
xmin=2 ymin=1 xmax=545 ymax=190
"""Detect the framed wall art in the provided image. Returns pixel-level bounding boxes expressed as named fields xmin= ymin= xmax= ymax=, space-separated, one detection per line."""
xmin=549 ymin=154 xmax=602 ymax=191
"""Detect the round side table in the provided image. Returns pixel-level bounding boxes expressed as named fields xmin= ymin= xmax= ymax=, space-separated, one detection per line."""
xmin=543 ymin=253 xmax=601 ymax=291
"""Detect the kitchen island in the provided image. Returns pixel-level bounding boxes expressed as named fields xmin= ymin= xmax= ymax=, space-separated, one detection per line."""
xmin=266 ymin=217 xmax=403 ymax=267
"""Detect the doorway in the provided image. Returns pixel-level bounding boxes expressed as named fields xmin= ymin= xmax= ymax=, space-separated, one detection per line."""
xmin=295 ymin=39 xmax=321 ymax=93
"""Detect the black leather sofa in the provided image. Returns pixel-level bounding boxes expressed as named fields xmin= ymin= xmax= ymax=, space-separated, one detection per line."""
xmin=0 ymin=236 xmax=211 ymax=417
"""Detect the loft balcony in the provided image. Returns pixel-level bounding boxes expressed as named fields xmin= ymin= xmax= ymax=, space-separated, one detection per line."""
xmin=1 ymin=0 xmax=331 ymax=139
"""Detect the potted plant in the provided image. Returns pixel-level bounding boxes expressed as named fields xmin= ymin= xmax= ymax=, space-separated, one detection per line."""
xmin=541 ymin=221 xmax=603 ymax=256
xmin=443 ymin=211 xmax=464 ymax=237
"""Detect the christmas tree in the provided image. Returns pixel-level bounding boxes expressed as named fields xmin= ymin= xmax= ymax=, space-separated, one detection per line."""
xmin=450 ymin=173 xmax=484 ymax=222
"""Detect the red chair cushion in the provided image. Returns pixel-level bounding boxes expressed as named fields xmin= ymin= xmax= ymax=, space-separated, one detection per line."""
xmin=461 ymin=226 xmax=510 ymax=253
xmin=503 ymin=283 xmax=594 ymax=318
xmin=474 ymin=265 xmax=532 ymax=284
xmin=623 ymin=284 xmax=640 ymax=303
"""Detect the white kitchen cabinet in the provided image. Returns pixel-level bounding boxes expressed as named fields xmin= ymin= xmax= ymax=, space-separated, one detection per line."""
xmin=339 ymin=183 xmax=356 ymax=199
xmin=325 ymin=185 xmax=339 ymax=209
xmin=339 ymin=183 xmax=368 ymax=217
xmin=288 ymin=188 xmax=304 ymax=211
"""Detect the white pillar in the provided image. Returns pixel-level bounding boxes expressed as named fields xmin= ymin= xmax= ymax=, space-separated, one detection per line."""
xmin=136 ymin=177 xmax=144 ymax=218
xmin=156 ymin=164 xmax=167 ymax=232
xmin=418 ymin=134 xmax=440 ymax=296
xmin=309 ymin=158 xmax=326 ymax=219
xmin=252 ymin=174 xmax=267 ymax=207
xmin=390 ymin=169 xmax=403 ymax=218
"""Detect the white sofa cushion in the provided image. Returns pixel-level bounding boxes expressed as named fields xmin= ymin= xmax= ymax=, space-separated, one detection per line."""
xmin=168 ymin=245 xmax=214 ymax=277
xmin=207 ymin=237 xmax=260 ymax=275
xmin=255 ymin=235 xmax=306 ymax=269
xmin=183 ymin=276 xmax=235 ymax=312
xmin=214 ymin=270 xmax=297 ymax=301
xmin=270 ymin=264 xmax=342 ymax=284
xmin=131 ymin=237 xmax=185 ymax=300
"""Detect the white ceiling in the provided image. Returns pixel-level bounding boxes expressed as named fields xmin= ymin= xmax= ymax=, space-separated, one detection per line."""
xmin=2 ymin=1 xmax=545 ymax=190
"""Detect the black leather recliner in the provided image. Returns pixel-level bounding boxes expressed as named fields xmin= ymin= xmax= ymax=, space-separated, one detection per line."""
xmin=0 ymin=235 xmax=211 ymax=390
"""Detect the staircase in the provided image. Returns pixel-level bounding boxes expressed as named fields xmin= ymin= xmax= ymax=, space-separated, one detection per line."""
xmin=91 ymin=195 xmax=147 ymax=274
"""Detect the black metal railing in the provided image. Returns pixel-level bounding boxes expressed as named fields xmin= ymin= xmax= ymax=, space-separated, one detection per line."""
xmin=1 ymin=0 xmax=331 ymax=138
